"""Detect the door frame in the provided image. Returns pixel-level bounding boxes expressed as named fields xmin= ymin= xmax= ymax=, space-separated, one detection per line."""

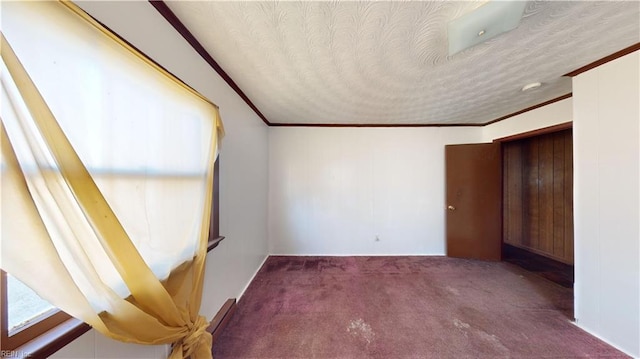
xmin=493 ymin=122 xmax=572 ymax=143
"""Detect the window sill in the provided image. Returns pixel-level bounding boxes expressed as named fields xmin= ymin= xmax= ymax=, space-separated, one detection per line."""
xmin=207 ymin=236 xmax=225 ymax=253
xmin=15 ymin=319 xmax=90 ymax=359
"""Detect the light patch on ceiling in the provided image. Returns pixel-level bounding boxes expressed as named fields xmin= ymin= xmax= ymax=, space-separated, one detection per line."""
xmin=448 ymin=1 xmax=527 ymax=56
xmin=166 ymin=1 xmax=639 ymax=125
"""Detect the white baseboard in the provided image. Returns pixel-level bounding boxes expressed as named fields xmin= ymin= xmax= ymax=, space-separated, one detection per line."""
xmin=570 ymin=321 xmax=638 ymax=358
xmin=237 ymin=255 xmax=269 ymax=301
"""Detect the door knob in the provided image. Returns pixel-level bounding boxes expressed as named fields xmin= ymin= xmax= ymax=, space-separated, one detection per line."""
xmin=448 ymin=205 xmax=456 ymax=211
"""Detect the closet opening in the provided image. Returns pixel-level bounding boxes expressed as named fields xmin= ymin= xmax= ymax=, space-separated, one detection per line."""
xmin=498 ymin=123 xmax=574 ymax=291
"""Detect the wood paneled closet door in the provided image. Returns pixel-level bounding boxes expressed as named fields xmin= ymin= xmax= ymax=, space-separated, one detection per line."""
xmin=503 ymin=129 xmax=574 ymax=264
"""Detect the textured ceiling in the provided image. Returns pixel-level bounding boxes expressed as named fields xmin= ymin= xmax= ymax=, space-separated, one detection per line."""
xmin=166 ymin=1 xmax=639 ymax=125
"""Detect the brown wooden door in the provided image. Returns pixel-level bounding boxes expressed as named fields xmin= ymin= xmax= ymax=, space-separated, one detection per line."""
xmin=446 ymin=143 xmax=502 ymax=261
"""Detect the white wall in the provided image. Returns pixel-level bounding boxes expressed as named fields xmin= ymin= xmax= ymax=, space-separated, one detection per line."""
xmin=269 ymin=127 xmax=481 ymax=255
xmin=572 ymin=51 xmax=640 ymax=357
xmin=268 ymin=99 xmax=573 ymax=257
xmin=482 ymin=97 xmax=573 ymax=142
xmin=50 ymin=2 xmax=269 ymax=358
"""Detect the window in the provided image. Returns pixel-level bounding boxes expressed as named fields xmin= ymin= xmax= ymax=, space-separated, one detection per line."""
xmin=0 ymin=162 xmax=221 ymax=357
xmin=7 ymin=275 xmax=55 ymax=329
xmin=1 ymin=272 xmax=73 ymax=356
xmin=0 ymin=161 xmax=221 ymax=357
xmin=1 ymin=1 xmax=222 ymax=356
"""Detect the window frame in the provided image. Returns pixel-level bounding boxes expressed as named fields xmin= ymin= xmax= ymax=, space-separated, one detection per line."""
xmin=208 ymin=157 xmax=225 ymax=251
xmin=0 ymin=271 xmax=79 ymax=355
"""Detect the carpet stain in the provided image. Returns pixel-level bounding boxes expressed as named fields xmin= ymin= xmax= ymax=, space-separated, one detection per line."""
xmin=477 ymin=330 xmax=509 ymax=353
xmin=453 ymin=318 xmax=471 ymax=329
xmin=347 ymin=318 xmax=375 ymax=344
xmin=454 ymin=318 xmax=509 ymax=352
xmin=446 ymin=286 xmax=460 ymax=296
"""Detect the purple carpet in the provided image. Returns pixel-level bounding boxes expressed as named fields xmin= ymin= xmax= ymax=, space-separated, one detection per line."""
xmin=213 ymin=256 xmax=628 ymax=358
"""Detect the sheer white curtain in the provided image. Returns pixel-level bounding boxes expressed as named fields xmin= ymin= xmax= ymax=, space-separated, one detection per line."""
xmin=1 ymin=2 xmax=223 ymax=357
